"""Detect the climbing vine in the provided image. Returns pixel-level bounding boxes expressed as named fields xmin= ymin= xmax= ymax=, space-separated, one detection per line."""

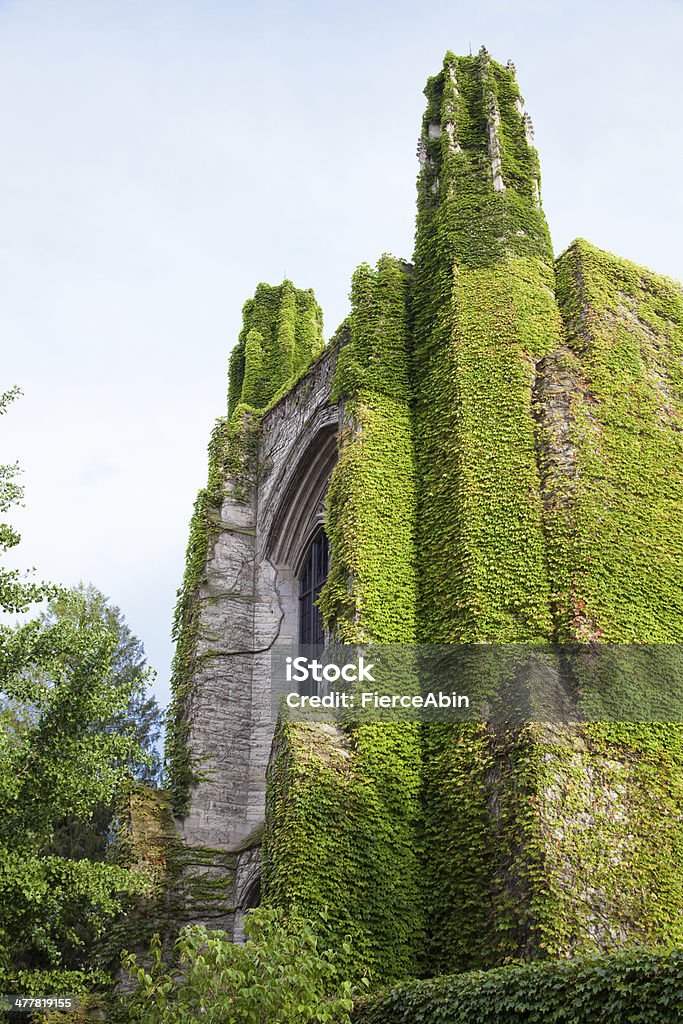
xmin=166 ymin=49 xmax=683 ymax=990
xmin=263 ymin=256 xmax=423 ymax=983
xmin=528 ymin=239 xmax=683 ymax=952
xmin=411 ymin=51 xmax=563 ymax=972
xmin=228 ymin=281 xmax=324 ymax=416
xmin=549 ymin=239 xmax=683 ymax=643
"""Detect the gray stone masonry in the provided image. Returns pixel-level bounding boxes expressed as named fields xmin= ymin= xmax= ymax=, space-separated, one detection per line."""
xmin=176 ymin=340 xmax=343 ymax=933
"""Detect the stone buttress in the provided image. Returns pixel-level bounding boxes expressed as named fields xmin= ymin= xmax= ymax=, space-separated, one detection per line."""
xmin=413 ymin=50 xmax=683 ymax=972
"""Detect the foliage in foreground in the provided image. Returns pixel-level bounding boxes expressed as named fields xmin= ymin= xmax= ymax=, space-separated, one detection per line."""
xmin=354 ymin=947 xmax=683 ymax=1024
xmin=41 ymin=583 xmax=163 ymax=786
xmin=0 ymin=389 xmax=155 ymax=990
xmin=36 ymin=583 xmax=164 ymax=865
xmin=121 ymin=907 xmax=367 ymax=1024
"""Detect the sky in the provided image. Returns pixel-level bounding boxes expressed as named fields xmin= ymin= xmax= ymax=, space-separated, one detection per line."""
xmin=1 ymin=0 xmax=681 ymax=724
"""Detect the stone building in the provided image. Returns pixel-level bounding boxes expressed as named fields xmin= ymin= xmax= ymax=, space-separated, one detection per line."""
xmin=165 ymin=49 xmax=683 ymax=978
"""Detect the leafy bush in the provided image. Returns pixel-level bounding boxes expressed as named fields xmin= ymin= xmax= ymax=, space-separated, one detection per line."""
xmin=120 ymin=907 xmax=368 ymax=1024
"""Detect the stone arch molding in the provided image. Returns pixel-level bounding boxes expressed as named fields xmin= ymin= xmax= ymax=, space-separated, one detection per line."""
xmin=264 ymin=411 xmax=338 ymax=574
xmin=233 ymin=845 xmax=262 ymax=943
xmin=255 ymin=407 xmax=338 ymax=651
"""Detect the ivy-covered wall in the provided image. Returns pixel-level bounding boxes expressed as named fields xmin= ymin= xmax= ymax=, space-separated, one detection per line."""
xmin=322 ymin=256 xmax=417 ymax=642
xmin=410 ymin=51 xmax=683 ymax=973
xmin=412 ymin=48 xmax=557 ymax=645
xmin=411 ymin=50 xmax=563 ymax=973
xmin=165 ymin=47 xmax=683 ymax=990
xmin=263 ymin=256 xmax=423 ymax=983
xmin=549 ymin=239 xmax=683 ymax=643
xmin=525 ymin=240 xmax=683 ymax=957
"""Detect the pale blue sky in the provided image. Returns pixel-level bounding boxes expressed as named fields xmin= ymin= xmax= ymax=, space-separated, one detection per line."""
xmin=1 ymin=0 xmax=681 ymax=717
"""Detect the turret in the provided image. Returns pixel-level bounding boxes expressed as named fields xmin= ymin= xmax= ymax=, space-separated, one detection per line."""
xmin=228 ymin=281 xmax=324 ymax=415
xmin=412 ymin=49 xmax=561 ymax=645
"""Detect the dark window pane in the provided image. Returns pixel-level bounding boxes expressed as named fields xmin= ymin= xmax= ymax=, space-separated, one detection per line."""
xmin=299 ymin=529 xmax=329 ymax=651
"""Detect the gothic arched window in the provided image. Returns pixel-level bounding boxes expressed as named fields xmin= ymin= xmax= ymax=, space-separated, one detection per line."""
xmin=298 ymin=529 xmax=328 ymax=646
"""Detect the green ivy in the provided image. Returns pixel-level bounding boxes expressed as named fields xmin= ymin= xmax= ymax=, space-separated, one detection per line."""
xmin=166 ymin=50 xmax=683 ymax=989
xmin=263 ymin=257 xmax=423 ymax=984
xmin=228 ymin=281 xmax=324 ymax=416
xmin=354 ymin=947 xmax=683 ymax=1023
xmin=408 ymin=51 xmax=683 ymax=972
xmin=549 ymin=239 xmax=683 ymax=642
xmin=411 ymin=51 xmax=562 ymax=972
xmin=412 ymin=50 xmax=558 ymax=645
xmin=524 ymin=239 xmax=683 ymax=953
xmin=322 ymin=256 xmax=417 ymax=642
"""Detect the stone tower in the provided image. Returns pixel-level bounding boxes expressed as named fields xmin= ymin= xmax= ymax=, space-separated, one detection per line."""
xmin=166 ymin=49 xmax=683 ymax=977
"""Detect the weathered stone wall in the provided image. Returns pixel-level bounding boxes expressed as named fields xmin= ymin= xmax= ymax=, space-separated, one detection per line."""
xmin=174 ymin=341 xmax=341 ymax=936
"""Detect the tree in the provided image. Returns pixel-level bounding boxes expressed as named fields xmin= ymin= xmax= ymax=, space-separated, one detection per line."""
xmin=0 ymin=389 xmax=153 ymax=991
xmin=0 ymin=388 xmax=45 ymax=614
xmin=36 ymin=584 xmax=164 ymax=863
xmin=121 ymin=908 xmax=366 ymax=1024
xmin=41 ymin=584 xmax=164 ymax=786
